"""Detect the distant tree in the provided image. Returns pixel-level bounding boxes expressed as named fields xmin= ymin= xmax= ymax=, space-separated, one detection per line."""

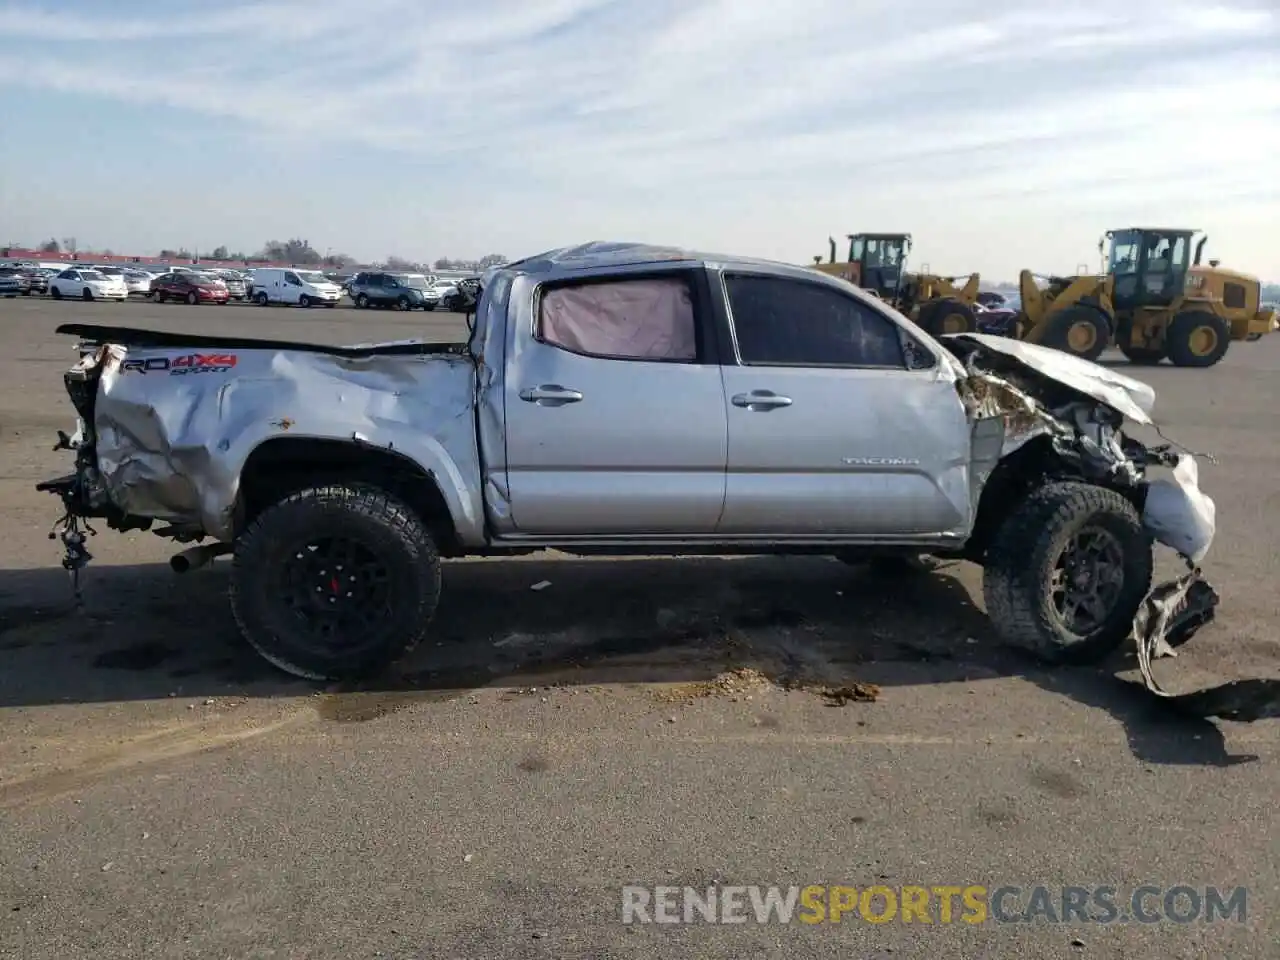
xmin=100 ymin=248 xmax=114 ymax=256
xmin=158 ymin=248 xmax=179 ymax=258
xmin=210 ymin=245 xmax=229 ymax=260
xmin=39 ymin=238 xmax=60 ymax=253
xmin=385 ymin=255 xmax=420 ymax=272
xmin=433 ymin=257 xmax=453 ymax=270
xmin=322 ymin=252 xmax=354 ymax=268
xmin=258 ymin=238 xmax=324 ymax=264
xmin=61 ymin=237 xmax=77 ymax=255
xmin=478 ymin=253 xmax=508 ymax=268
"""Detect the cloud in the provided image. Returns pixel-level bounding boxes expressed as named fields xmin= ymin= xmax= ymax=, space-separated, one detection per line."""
xmin=0 ymin=0 xmax=1276 ymax=276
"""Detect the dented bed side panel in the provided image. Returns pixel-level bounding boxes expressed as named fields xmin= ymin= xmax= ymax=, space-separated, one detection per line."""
xmin=88 ymin=344 xmax=486 ymax=543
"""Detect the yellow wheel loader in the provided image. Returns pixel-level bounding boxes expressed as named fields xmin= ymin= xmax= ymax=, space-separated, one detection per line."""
xmin=811 ymin=233 xmax=982 ymax=336
xmin=1104 ymin=228 xmax=1275 ymax=367
xmin=1012 ymin=227 xmax=1277 ymax=367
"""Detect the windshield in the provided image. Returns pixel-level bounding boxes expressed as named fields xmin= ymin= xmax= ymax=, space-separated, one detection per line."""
xmin=81 ymin=270 xmax=106 ymax=281
xmin=96 ymin=266 xmax=123 ymax=275
xmin=295 ymin=271 xmax=328 ymax=284
xmin=1107 ymin=230 xmax=1143 ymax=275
xmin=401 ymin=275 xmax=430 ymax=289
xmin=863 ymin=238 xmax=904 ymax=268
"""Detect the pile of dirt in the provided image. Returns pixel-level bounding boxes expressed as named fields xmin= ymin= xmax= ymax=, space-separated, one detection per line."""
xmin=653 ymin=667 xmax=775 ymax=703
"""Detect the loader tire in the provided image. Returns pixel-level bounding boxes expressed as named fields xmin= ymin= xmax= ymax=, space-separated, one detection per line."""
xmin=982 ymin=482 xmax=1151 ymax=665
xmin=918 ymin=299 xmax=977 ymax=337
xmin=1038 ymin=305 xmax=1110 ymax=362
xmin=1118 ymin=345 xmax=1165 ymax=365
xmin=230 ymin=484 xmax=442 ymax=681
xmin=1165 ymin=311 xmax=1230 ymax=368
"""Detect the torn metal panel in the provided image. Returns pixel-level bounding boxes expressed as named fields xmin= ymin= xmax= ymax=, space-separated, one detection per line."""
xmin=945 ymin=332 xmax=1157 ymax=425
xmin=1131 ymin=569 xmax=1280 ymax=722
xmin=80 ymin=340 xmax=486 ymax=544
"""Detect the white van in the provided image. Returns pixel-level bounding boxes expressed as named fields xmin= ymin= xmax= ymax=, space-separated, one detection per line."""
xmin=250 ymin=267 xmax=342 ymax=307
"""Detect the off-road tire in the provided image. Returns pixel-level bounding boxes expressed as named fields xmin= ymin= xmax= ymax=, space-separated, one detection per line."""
xmin=1165 ymin=310 xmax=1230 ymax=368
xmin=983 ymin=482 xmax=1152 ymax=664
xmin=1119 ymin=345 xmax=1165 ymax=365
xmin=918 ymin=299 xmax=977 ymax=337
xmin=1038 ymin=305 xmax=1110 ymax=362
xmin=230 ymin=484 xmax=442 ymax=681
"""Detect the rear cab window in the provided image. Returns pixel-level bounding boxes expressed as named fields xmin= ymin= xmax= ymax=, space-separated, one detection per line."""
xmin=535 ymin=273 xmax=705 ymax=363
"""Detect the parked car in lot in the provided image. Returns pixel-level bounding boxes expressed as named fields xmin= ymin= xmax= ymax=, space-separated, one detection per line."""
xmin=122 ymin=269 xmax=153 ymax=296
xmin=251 ymin=268 xmax=342 ymax=307
xmin=49 ymin=267 xmax=128 ymax=301
xmin=150 ymin=271 xmax=230 ymax=305
xmin=25 ymin=268 xmax=52 ymax=295
xmin=40 ymin=241 xmax=1215 ymax=682
xmin=212 ymin=270 xmax=248 ymax=300
xmin=0 ymin=267 xmax=32 ymax=296
xmin=441 ymin=276 xmax=481 ymax=312
xmin=347 ymin=271 xmax=439 ymax=310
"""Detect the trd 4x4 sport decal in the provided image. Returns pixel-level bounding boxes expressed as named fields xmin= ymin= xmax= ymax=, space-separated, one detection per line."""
xmin=120 ymin=353 xmax=238 ymax=376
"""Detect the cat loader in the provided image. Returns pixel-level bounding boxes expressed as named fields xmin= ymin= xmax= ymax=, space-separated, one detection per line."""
xmin=1012 ymin=227 xmax=1277 ymax=367
xmin=811 ymin=233 xmax=982 ymax=336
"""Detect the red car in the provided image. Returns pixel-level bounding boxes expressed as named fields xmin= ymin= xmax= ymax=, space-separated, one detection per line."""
xmin=151 ymin=271 xmax=230 ymax=305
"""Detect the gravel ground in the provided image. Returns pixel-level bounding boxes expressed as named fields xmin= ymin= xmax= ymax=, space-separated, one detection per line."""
xmin=0 ymin=295 xmax=1277 ymax=959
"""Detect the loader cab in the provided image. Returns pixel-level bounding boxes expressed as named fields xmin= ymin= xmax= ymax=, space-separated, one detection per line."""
xmin=1104 ymin=227 xmax=1196 ymax=311
xmin=846 ymin=233 xmax=910 ymax=300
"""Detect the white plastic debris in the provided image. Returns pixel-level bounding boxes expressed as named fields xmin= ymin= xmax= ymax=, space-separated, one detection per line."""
xmin=1142 ymin=456 xmax=1216 ymax=564
xmin=530 ymin=580 xmax=552 ymax=591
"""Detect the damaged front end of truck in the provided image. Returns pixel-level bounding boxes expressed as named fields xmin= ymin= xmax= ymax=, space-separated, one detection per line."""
xmin=943 ymin=333 xmax=1279 ymax=722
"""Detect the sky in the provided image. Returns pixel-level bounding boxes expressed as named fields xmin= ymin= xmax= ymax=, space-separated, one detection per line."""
xmin=0 ymin=0 xmax=1277 ymax=281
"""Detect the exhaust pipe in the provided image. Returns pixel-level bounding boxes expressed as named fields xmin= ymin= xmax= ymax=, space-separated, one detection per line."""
xmin=170 ymin=543 xmax=231 ymax=573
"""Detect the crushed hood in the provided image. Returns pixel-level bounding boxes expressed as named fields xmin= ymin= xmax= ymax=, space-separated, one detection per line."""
xmin=944 ymin=333 xmax=1156 ymax=425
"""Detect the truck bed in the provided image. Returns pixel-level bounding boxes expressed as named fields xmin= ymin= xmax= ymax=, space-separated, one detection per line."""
xmin=56 ymin=323 xmax=468 ymax=357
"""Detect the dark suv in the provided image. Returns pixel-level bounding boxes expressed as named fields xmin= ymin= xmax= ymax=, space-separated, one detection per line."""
xmin=347 ymin=272 xmax=438 ymax=311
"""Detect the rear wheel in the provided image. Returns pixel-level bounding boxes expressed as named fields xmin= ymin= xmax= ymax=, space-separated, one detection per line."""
xmin=356 ymin=293 xmax=369 ymax=309
xmin=1037 ymin=305 xmax=1110 ymax=362
xmin=255 ymin=291 xmax=269 ymax=306
xmin=230 ymin=484 xmax=442 ymax=680
xmin=1165 ymin=310 xmax=1230 ymax=368
xmin=918 ymin=299 xmax=977 ymax=336
xmin=983 ymin=482 xmax=1152 ymax=664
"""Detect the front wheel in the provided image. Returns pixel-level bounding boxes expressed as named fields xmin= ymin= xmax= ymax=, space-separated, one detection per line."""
xmin=299 ymin=294 xmax=312 ymax=308
xmin=396 ymin=296 xmax=411 ymax=311
xmin=230 ymin=485 xmax=442 ymax=680
xmin=82 ymin=288 xmax=94 ymax=301
xmin=186 ymin=291 xmax=198 ymax=305
xmin=918 ymin=299 xmax=976 ymax=336
xmin=982 ymin=482 xmax=1152 ymax=664
xmin=50 ymin=287 xmax=62 ymax=300
xmin=1038 ymin=306 xmax=1111 ymax=362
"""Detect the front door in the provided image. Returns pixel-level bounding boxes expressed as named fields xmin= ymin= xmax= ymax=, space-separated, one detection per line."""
xmin=502 ymin=271 xmax=728 ymax=536
xmin=715 ymin=270 xmax=974 ymax=538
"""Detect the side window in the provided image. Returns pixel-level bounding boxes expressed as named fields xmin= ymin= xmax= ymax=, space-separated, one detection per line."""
xmin=724 ymin=274 xmax=905 ymax=368
xmin=537 ymin=276 xmax=698 ymax=362
xmin=59 ymin=270 xmax=75 ymax=279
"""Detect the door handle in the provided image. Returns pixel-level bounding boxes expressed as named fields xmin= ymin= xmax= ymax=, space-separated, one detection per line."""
xmin=731 ymin=390 xmax=793 ymax=410
xmin=519 ymin=384 xmax=584 ymax=405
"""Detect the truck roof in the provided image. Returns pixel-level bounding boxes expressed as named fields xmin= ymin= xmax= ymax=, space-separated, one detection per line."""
xmin=500 ymin=240 xmax=822 ymax=283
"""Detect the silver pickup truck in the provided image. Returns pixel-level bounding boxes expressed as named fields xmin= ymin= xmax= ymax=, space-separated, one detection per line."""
xmin=39 ymin=241 xmax=1216 ymax=681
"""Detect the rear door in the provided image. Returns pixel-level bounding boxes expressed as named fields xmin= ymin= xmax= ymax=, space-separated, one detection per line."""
xmin=713 ymin=270 xmax=975 ymax=538
xmin=502 ymin=269 xmax=728 ymax=535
